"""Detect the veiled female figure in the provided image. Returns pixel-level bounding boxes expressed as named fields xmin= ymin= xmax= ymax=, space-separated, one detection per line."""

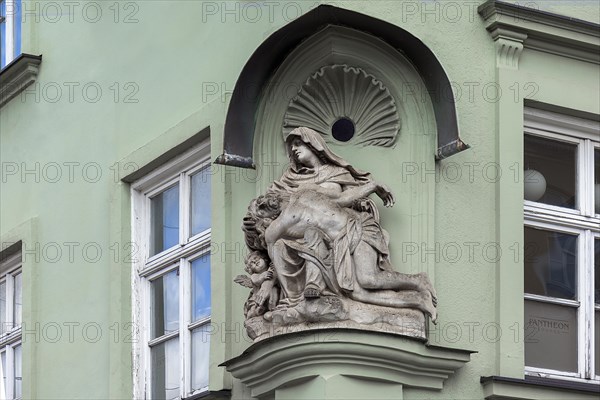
xmin=254 ymin=127 xmax=436 ymax=320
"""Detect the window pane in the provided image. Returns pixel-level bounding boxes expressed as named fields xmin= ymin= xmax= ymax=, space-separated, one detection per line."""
xmin=524 ymin=135 xmax=577 ymax=209
xmin=191 ymin=167 xmax=211 ymax=236
xmin=13 ymin=0 xmax=20 ymax=59
xmin=191 ymin=325 xmax=210 ymax=393
xmin=525 ymin=300 xmax=578 ymax=372
xmin=596 ymin=311 xmax=599 ymax=374
xmin=524 ymin=227 xmax=577 ymax=300
xmin=14 ymin=344 xmax=21 ymax=399
xmin=151 ymin=270 xmax=179 ymax=339
xmin=13 ymin=273 xmax=21 ymax=328
xmin=151 ymin=338 xmax=180 ymax=400
xmin=150 ymin=184 xmax=180 ymax=256
xmin=595 ymin=149 xmax=599 ymax=214
xmin=596 ymin=238 xmax=599 ymax=305
xmin=0 ymin=281 xmax=5 ymax=335
xmin=1 ymin=351 xmax=5 ymax=398
xmin=192 ymin=256 xmax=211 ymax=322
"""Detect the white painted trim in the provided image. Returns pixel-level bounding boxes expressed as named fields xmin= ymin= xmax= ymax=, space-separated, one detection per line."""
xmin=524 ymin=206 xmax=600 ymax=232
xmin=131 ymin=141 xmax=211 ymax=192
xmin=524 ymin=108 xmax=600 ymax=141
xmin=181 ymin=258 xmax=191 ymax=397
xmin=524 ymin=108 xmax=600 ymax=382
xmin=141 ymin=238 xmax=210 ymax=279
xmin=131 ymin=138 xmax=212 ymax=400
xmin=0 ymin=250 xmax=21 ymax=400
xmin=0 ymin=254 xmax=19 ymax=277
xmin=147 ymin=330 xmax=179 ymax=348
xmin=525 ymin=367 xmax=597 ymax=382
xmin=524 ymin=294 xmax=579 ymax=308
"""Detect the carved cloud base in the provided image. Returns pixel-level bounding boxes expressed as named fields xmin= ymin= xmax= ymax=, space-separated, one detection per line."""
xmin=245 ymin=295 xmax=426 ymax=342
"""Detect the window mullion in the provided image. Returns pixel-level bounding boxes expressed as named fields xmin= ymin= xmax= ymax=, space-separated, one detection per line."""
xmin=176 ymin=258 xmax=185 ymax=399
xmin=577 ymin=230 xmax=590 ymax=378
xmin=581 ymin=230 xmax=594 ymax=379
xmin=181 ymin=258 xmax=192 ymax=397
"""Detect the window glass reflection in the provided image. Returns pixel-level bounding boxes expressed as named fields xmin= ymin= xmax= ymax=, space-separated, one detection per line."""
xmin=524 ymin=135 xmax=577 ymax=209
xmin=595 ymin=238 xmax=599 ymax=305
xmin=151 ymin=270 xmax=179 ymax=339
xmin=191 ymin=325 xmax=210 ymax=393
xmin=594 ymin=149 xmax=599 ymax=214
xmin=524 ymin=227 xmax=577 ymax=300
xmin=151 ymin=338 xmax=180 ymax=400
xmin=13 ymin=273 xmax=21 ymax=328
xmin=525 ymin=300 xmax=578 ymax=372
xmin=151 ymin=184 xmax=179 ymax=256
xmin=0 ymin=282 xmax=5 ymax=335
xmin=191 ymin=167 xmax=211 ymax=236
xmin=14 ymin=345 xmax=21 ymax=399
xmin=191 ymin=256 xmax=211 ymax=322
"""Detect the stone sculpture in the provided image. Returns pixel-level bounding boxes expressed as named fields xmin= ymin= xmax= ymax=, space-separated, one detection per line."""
xmin=236 ymin=127 xmax=437 ymax=341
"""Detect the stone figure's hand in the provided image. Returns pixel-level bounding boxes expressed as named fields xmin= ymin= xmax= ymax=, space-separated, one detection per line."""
xmin=375 ymin=183 xmax=395 ymax=207
xmin=264 ymin=270 xmax=273 ymax=281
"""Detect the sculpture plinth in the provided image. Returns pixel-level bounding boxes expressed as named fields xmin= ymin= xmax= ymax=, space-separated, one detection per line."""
xmin=246 ymin=296 xmax=426 ymax=341
xmin=236 ymin=127 xmax=437 ymax=342
xmin=221 ymin=330 xmax=473 ymax=400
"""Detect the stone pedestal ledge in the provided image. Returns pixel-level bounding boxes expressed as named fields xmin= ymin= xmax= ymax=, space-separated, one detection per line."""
xmin=221 ymin=329 xmax=474 ymax=399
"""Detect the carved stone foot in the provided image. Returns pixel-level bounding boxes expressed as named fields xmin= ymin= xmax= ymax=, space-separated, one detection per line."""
xmin=422 ymin=290 xmax=438 ymax=324
xmin=415 ymin=272 xmax=437 ymax=307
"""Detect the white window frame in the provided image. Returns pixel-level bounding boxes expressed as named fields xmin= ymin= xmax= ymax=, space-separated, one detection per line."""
xmin=0 ymin=0 xmax=18 ymax=68
xmin=0 ymin=250 xmax=22 ymax=400
xmin=131 ymin=140 xmax=212 ymax=400
xmin=523 ymin=107 xmax=600 ymax=383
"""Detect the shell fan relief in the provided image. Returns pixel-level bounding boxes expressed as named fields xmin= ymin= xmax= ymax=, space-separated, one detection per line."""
xmin=283 ymin=65 xmax=401 ymax=147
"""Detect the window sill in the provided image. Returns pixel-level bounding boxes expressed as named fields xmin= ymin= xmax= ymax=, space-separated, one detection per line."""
xmin=0 ymin=54 xmax=42 ymax=108
xmin=481 ymin=375 xmax=600 ymax=399
xmin=184 ymin=389 xmax=230 ymax=400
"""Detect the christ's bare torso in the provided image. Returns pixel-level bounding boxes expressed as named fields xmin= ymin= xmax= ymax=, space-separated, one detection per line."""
xmin=265 ymin=189 xmax=349 ymax=245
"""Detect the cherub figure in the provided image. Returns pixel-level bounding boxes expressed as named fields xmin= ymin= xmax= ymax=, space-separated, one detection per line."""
xmin=235 ymin=251 xmax=279 ymax=318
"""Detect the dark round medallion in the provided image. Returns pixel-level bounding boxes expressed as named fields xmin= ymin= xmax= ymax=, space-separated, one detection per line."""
xmin=331 ymin=117 xmax=355 ymax=142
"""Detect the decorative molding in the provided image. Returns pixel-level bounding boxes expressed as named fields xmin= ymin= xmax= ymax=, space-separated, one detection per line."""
xmin=0 ymin=54 xmax=42 ymax=108
xmin=489 ymin=27 xmax=527 ymax=69
xmin=218 ymin=5 xmax=469 ymax=168
xmin=524 ymin=106 xmax=600 ymax=141
xmin=222 ymin=330 xmax=473 ymax=398
xmin=478 ymin=0 xmax=600 ymax=64
xmin=283 ymin=65 xmax=400 ymax=147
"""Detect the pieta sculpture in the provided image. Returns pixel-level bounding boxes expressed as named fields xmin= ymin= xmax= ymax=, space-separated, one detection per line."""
xmin=236 ymin=127 xmax=437 ymax=341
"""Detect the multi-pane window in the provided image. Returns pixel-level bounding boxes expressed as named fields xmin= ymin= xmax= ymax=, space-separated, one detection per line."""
xmin=523 ymin=108 xmax=600 ymax=381
xmin=132 ymin=140 xmax=212 ymax=399
xmin=0 ymin=250 xmax=22 ymax=399
xmin=0 ymin=0 xmax=22 ymax=68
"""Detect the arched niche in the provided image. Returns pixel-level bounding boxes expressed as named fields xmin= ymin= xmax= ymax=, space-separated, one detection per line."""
xmin=216 ymin=5 xmax=468 ymax=168
xmin=253 ymin=24 xmax=436 ymax=278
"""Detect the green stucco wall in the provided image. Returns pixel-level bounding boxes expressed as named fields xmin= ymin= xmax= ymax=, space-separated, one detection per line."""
xmin=1 ymin=1 xmax=598 ymax=399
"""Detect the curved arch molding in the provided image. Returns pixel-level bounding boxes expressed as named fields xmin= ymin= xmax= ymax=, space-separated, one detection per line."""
xmin=216 ymin=5 xmax=469 ymax=168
